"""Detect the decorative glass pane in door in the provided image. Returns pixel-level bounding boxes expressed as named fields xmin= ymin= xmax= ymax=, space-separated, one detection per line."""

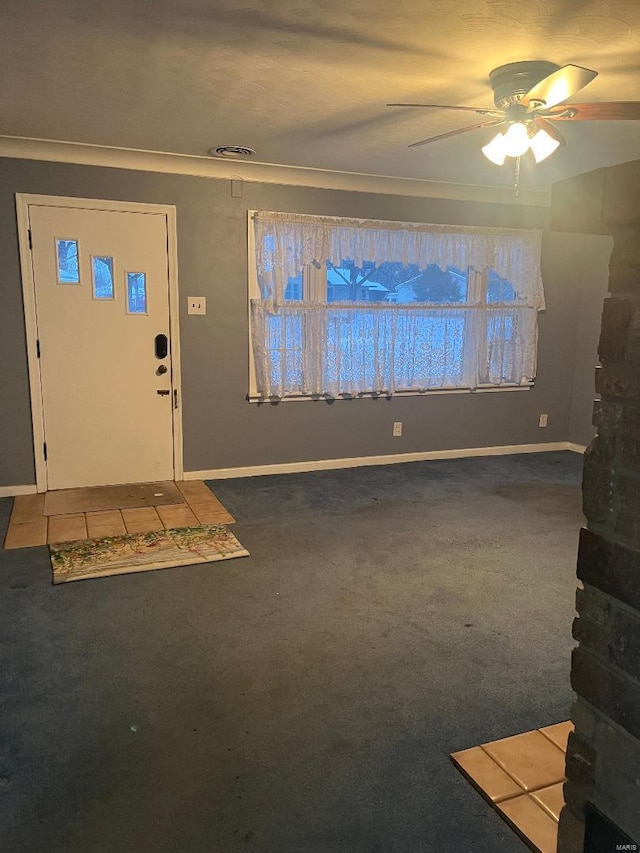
xmin=56 ymin=238 xmax=80 ymax=284
xmin=127 ymin=272 xmax=147 ymax=313
xmin=92 ymin=256 xmax=114 ymax=299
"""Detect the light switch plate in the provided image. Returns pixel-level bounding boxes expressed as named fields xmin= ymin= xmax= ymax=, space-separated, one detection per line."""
xmin=188 ymin=296 xmax=206 ymax=315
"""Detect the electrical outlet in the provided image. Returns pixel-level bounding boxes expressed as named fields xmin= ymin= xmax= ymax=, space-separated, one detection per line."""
xmin=393 ymin=421 xmax=403 ymax=437
xmin=539 ymin=413 xmax=548 ymax=427
xmin=188 ymin=296 xmax=206 ymax=315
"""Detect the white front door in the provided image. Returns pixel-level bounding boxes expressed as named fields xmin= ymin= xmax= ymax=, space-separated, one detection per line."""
xmin=26 ymin=201 xmax=178 ymax=490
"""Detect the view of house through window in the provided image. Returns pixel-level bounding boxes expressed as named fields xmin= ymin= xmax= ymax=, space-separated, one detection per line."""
xmin=250 ymin=212 xmax=543 ymax=399
xmin=285 ymin=261 xmax=517 ymax=305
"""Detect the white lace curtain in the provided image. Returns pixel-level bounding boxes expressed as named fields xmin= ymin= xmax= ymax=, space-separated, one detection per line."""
xmin=250 ymin=211 xmax=544 ymax=398
xmin=253 ymin=211 xmax=545 ymax=308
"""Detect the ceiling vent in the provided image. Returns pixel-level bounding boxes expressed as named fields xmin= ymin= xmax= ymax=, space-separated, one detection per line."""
xmin=209 ymin=146 xmax=256 ymax=158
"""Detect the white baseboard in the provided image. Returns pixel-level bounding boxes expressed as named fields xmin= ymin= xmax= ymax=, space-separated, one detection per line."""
xmin=0 ymin=442 xmax=584 ymax=492
xmin=566 ymin=442 xmax=587 ymax=454
xmin=0 ymin=484 xmax=38 ymax=498
xmin=186 ymin=441 xmax=575 ymax=481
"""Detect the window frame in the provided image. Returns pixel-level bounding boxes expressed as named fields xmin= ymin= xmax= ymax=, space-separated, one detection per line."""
xmin=246 ymin=211 xmax=536 ymax=402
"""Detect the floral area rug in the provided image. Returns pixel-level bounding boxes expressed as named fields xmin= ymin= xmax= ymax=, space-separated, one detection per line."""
xmin=50 ymin=525 xmax=249 ymax=584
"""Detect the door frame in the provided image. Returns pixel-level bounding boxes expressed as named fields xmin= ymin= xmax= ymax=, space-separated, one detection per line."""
xmin=16 ymin=193 xmax=184 ymax=492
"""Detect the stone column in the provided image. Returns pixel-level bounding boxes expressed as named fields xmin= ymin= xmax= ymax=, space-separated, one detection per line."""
xmin=551 ymin=160 xmax=640 ymax=852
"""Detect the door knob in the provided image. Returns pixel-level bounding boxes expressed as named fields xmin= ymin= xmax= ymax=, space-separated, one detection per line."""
xmin=157 ymin=364 xmax=168 ymax=375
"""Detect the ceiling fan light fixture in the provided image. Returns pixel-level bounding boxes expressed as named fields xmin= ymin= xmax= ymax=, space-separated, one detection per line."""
xmin=395 ymin=60 xmax=640 ymax=175
xmin=481 ymin=121 xmax=562 ymax=166
xmin=528 ymin=127 xmax=561 ymax=163
xmin=481 ymin=122 xmax=530 ymax=164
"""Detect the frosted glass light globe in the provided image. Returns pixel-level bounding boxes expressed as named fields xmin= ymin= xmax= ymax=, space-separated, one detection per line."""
xmin=502 ymin=123 xmax=530 ymax=157
xmin=529 ymin=128 xmax=561 ymax=163
xmin=481 ymin=133 xmax=508 ymax=165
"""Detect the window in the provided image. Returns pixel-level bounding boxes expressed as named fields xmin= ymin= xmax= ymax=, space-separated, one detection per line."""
xmin=56 ymin=238 xmax=80 ymax=284
xmin=92 ymin=255 xmax=115 ymax=300
xmin=249 ymin=212 xmax=544 ymax=399
xmin=126 ymin=272 xmax=147 ymax=314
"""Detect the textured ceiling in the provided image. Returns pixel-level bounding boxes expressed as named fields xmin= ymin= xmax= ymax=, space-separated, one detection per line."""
xmin=1 ymin=0 xmax=640 ymax=190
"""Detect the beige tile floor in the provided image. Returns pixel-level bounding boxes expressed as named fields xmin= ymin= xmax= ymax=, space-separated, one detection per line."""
xmin=451 ymin=721 xmax=573 ymax=853
xmin=3 ymin=480 xmax=235 ymax=549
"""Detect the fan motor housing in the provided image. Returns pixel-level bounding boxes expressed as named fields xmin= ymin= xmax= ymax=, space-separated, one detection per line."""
xmin=489 ymin=61 xmax=560 ymax=109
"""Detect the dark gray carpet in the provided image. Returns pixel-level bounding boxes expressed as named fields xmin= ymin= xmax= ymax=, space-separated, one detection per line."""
xmin=0 ymin=451 xmax=584 ymax=853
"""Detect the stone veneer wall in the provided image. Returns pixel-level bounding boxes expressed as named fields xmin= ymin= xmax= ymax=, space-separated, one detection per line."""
xmin=552 ymin=161 xmax=640 ymax=852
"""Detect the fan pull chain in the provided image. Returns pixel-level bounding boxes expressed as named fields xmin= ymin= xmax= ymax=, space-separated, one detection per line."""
xmin=513 ymin=156 xmax=521 ymax=198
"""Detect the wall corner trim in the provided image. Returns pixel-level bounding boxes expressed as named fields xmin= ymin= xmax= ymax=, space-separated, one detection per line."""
xmin=186 ymin=442 xmax=576 ymax=480
xmin=566 ymin=442 xmax=587 ymax=454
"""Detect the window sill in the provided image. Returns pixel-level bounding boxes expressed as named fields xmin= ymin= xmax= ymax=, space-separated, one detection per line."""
xmin=247 ymin=384 xmax=534 ymax=403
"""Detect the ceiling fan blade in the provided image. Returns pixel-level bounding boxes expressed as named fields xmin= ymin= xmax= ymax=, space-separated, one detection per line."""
xmin=543 ymin=102 xmax=640 ymax=120
xmin=387 ymin=103 xmax=500 ymax=116
xmin=522 ymin=64 xmax=598 ymax=109
xmin=408 ymin=119 xmax=505 ymax=148
xmin=532 ymin=118 xmax=567 ymax=147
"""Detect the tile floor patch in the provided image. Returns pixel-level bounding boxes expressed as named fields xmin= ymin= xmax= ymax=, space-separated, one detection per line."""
xmin=450 ymin=746 xmax=523 ymax=803
xmin=86 ymin=510 xmax=127 ymax=539
xmin=498 ymin=793 xmax=560 ymax=853
xmin=481 ymin=729 xmax=566 ymax=792
xmin=48 ymin=513 xmax=88 ymax=544
xmin=9 ymin=493 xmax=45 ymax=524
xmin=43 ymin=481 xmax=183 ymax=515
xmin=121 ymin=507 xmax=164 ymax=534
xmin=3 ymin=482 xmax=235 ymax=549
xmin=531 ymin=782 xmax=565 ymax=822
xmin=451 ymin=721 xmax=574 ymax=853
xmin=156 ymin=505 xmax=199 ymax=528
xmin=539 ymin=721 xmax=574 ymax=752
xmin=3 ymin=518 xmax=48 ymax=549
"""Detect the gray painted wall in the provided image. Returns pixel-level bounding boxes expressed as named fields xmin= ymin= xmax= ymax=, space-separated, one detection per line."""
xmin=0 ymin=157 xmax=611 ymax=486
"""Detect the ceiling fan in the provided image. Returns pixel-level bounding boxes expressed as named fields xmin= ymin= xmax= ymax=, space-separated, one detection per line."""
xmin=388 ymin=61 xmax=640 ymax=166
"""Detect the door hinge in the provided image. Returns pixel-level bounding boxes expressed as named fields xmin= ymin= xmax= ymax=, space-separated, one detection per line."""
xmin=173 ymin=389 xmax=178 ymax=409
xmin=28 ymin=229 xmax=32 ymax=250
xmin=36 ymin=339 xmax=41 ymax=358
xmin=43 ymin=442 xmax=47 ymax=461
